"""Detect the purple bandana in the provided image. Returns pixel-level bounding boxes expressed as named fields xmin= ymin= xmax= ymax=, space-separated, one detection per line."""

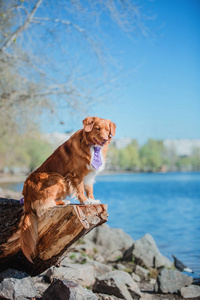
xmin=91 ymin=146 xmax=102 ymax=170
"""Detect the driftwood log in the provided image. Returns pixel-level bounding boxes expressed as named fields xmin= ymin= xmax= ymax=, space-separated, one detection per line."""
xmin=0 ymin=198 xmax=108 ymax=276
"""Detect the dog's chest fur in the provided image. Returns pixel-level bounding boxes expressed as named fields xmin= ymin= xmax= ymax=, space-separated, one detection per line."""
xmin=84 ymin=146 xmax=105 ymax=185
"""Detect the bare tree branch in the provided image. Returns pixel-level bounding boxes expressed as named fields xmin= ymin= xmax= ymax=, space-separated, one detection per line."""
xmin=1 ymin=0 xmax=43 ymax=52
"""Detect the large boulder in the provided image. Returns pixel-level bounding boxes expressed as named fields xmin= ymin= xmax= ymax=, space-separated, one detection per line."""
xmin=180 ymin=285 xmax=200 ymax=299
xmin=46 ymin=264 xmax=95 ymax=287
xmin=83 ymin=224 xmax=134 ymax=260
xmin=0 ymin=268 xmax=36 ymax=300
xmin=155 ymin=268 xmax=193 ymax=294
xmin=43 ymin=279 xmax=97 ymax=300
xmin=93 ymin=270 xmax=141 ymax=300
xmin=124 ymin=234 xmax=173 ymax=269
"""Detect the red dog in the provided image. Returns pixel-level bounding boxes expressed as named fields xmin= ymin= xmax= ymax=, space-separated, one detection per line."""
xmin=20 ymin=116 xmax=116 ymax=262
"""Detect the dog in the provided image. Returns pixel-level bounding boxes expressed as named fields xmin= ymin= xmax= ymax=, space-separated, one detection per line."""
xmin=20 ymin=116 xmax=116 ymax=262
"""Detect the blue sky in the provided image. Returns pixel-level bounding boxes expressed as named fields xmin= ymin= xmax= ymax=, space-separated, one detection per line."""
xmin=41 ymin=0 xmax=200 ymax=144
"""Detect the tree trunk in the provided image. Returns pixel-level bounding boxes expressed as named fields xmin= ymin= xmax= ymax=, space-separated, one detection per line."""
xmin=0 ymin=198 xmax=108 ymax=276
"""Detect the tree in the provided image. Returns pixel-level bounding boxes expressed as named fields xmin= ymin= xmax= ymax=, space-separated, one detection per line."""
xmin=107 ymin=144 xmax=120 ymax=170
xmin=0 ymin=0 xmax=149 ymax=134
xmin=139 ymin=139 xmax=164 ymax=172
xmin=190 ymin=147 xmax=200 ymax=171
xmin=119 ymin=140 xmax=140 ymax=171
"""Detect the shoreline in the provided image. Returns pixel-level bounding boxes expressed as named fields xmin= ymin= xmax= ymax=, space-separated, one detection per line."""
xmin=0 ymin=170 xmax=200 ymax=184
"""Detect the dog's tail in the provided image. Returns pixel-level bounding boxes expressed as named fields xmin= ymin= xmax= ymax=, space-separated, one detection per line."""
xmin=20 ymin=201 xmax=38 ymax=263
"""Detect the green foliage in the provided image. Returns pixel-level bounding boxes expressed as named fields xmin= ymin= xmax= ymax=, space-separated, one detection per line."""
xmin=107 ymin=139 xmax=200 ymax=172
xmin=191 ymin=148 xmax=200 ymax=170
xmin=119 ymin=141 xmax=140 ymax=171
xmin=139 ymin=139 xmax=164 ymax=172
xmin=0 ymin=127 xmax=53 ymax=172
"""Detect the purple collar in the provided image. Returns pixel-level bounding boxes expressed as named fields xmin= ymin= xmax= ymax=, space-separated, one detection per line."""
xmin=91 ymin=146 xmax=102 ymax=170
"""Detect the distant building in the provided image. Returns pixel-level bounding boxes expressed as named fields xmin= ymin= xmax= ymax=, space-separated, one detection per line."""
xmin=163 ymin=139 xmax=200 ymax=157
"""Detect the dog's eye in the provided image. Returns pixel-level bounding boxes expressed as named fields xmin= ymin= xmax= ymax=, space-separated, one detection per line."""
xmin=96 ymin=127 xmax=101 ymax=131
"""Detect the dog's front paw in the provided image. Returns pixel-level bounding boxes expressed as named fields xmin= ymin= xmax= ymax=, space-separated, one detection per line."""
xmin=84 ymin=198 xmax=101 ymax=205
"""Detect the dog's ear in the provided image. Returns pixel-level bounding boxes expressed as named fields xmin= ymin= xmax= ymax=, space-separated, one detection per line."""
xmin=83 ymin=117 xmax=95 ymax=132
xmin=110 ymin=121 xmax=116 ymax=137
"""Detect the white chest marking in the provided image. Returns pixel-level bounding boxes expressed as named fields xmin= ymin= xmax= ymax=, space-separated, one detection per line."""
xmin=84 ymin=146 xmax=105 ymax=186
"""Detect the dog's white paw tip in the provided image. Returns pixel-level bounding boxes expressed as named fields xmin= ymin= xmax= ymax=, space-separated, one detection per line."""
xmin=94 ymin=199 xmax=101 ymax=204
xmin=84 ymin=199 xmax=101 ymax=205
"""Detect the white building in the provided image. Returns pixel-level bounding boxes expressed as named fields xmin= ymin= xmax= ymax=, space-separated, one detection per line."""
xmin=163 ymin=139 xmax=200 ymax=156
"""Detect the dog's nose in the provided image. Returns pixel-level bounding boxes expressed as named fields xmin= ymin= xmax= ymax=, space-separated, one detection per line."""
xmin=103 ymin=138 xmax=108 ymax=143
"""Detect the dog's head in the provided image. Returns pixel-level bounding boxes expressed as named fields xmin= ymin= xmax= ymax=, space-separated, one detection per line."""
xmin=83 ymin=116 xmax=116 ymax=146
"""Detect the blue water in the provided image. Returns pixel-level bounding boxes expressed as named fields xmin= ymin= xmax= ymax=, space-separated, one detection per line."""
xmin=94 ymin=172 xmax=200 ymax=278
xmin=1 ymin=172 xmax=200 ymax=277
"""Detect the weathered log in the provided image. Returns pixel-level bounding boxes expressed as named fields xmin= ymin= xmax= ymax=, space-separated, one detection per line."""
xmin=0 ymin=198 xmax=108 ymax=276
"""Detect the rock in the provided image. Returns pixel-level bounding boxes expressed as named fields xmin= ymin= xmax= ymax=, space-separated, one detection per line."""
xmin=107 ymin=250 xmax=123 ymax=262
xmin=116 ymin=263 xmax=127 ymax=271
xmin=131 ymin=272 xmax=141 ymax=282
xmin=0 ymin=268 xmax=36 ymax=300
xmin=130 ymin=234 xmax=173 ymax=269
xmin=43 ymin=278 xmax=97 ymax=300
xmin=135 ymin=265 xmax=149 ymax=280
xmin=84 ymin=224 xmax=134 ymax=259
xmin=149 ymin=278 xmax=156 ymax=285
xmin=46 ymin=264 xmax=95 ymax=287
xmin=96 ymin=294 xmax=119 ymax=300
xmin=181 ymin=285 xmax=200 ymax=299
xmin=140 ymin=292 xmax=153 ymax=300
xmin=32 ymin=273 xmax=50 ymax=297
xmin=87 ymin=260 xmax=112 ymax=277
xmin=75 ymin=240 xmax=98 ymax=257
xmin=123 ymin=244 xmax=134 ymax=261
xmin=94 ymin=253 xmax=106 ymax=263
xmin=33 ymin=281 xmax=50 ymax=298
xmin=93 ymin=270 xmax=141 ymax=300
xmin=155 ymin=268 xmax=193 ymax=294
xmin=64 ymin=252 xmax=86 ymax=264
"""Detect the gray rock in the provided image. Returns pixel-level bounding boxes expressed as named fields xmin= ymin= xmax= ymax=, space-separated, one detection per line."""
xmin=0 ymin=268 xmax=36 ymax=300
xmin=135 ymin=265 xmax=149 ymax=280
xmin=87 ymin=260 xmax=113 ymax=277
xmin=132 ymin=234 xmax=173 ymax=269
xmin=149 ymin=278 xmax=156 ymax=285
xmin=94 ymin=253 xmax=106 ymax=263
xmin=116 ymin=263 xmax=127 ymax=271
xmin=140 ymin=292 xmax=153 ymax=300
xmin=155 ymin=268 xmax=193 ymax=294
xmin=43 ymin=279 xmax=97 ymax=300
xmin=93 ymin=270 xmax=141 ymax=300
xmin=31 ymin=271 xmax=50 ymax=297
xmin=84 ymin=224 xmax=134 ymax=259
xmin=46 ymin=263 xmax=95 ymax=287
xmin=131 ymin=272 xmax=141 ymax=283
xmin=96 ymin=294 xmax=119 ymax=300
xmin=33 ymin=281 xmax=50 ymax=298
xmin=75 ymin=240 xmax=98 ymax=257
xmin=181 ymin=284 xmax=200 ymax=299
xmin=107 ymin=250 xmax=123 ymax=262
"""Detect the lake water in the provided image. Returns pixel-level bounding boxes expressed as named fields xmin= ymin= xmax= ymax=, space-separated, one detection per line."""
xmin=1 ymin=172 xmax=200 ymax=277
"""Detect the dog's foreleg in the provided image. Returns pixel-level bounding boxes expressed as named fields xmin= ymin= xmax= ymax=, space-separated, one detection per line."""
xmin=84 ymin=184 xmax=94 ymax=200
xmin=74 ymin=181 xmax=89 ymax=204
xmin=84 ymin=184 xmax=101 ymax=205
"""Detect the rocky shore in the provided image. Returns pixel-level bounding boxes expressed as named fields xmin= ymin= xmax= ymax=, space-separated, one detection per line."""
xmin=0 ymin=222 xmax=200 ymax=300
